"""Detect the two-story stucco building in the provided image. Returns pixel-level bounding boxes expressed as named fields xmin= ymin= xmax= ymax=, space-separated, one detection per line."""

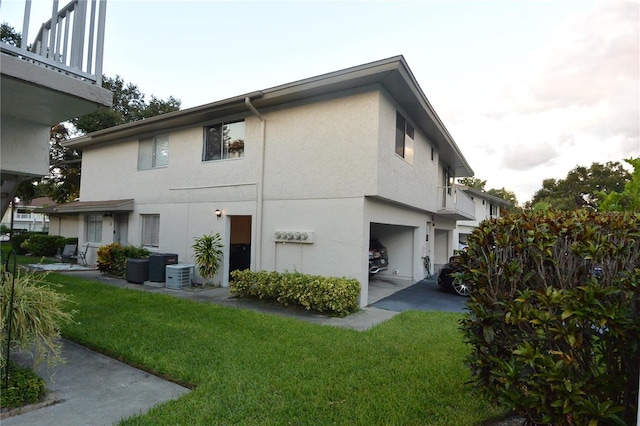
xmin=1 ymin=197 xmax=54 ymax=233
xmin=48 ymin=56 xmax=477 ymax=307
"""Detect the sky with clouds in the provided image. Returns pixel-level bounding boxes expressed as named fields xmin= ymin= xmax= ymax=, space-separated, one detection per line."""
xmin=3 ymin=0 xmax=638 ymax=205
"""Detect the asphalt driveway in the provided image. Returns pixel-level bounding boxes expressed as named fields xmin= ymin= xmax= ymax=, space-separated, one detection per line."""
xmin=371 ymin=279 xmax=469 ymax=313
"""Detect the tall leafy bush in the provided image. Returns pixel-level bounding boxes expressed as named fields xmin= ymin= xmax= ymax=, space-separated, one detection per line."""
xmin=460 ymin=210 xmax=639 ymax=425
xmin=96 ymin=243 xmax=150 ymax=277
xmin=192 ymin=233 xmax=223 ymax=285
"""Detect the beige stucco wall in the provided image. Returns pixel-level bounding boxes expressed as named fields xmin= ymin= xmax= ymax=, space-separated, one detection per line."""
xmin=48 ymin=216 xmax=79 ymax=238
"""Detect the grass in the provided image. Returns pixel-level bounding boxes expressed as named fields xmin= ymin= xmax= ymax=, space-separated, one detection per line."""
xmin=1 ymin=242 xmax=57 ymax=267
xmin=38 ymin=272 xmax=506 ymax=425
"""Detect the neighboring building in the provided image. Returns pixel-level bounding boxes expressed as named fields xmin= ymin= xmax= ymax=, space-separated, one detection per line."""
xmin=452 ymin=185 xmax=512 ymax=255
xmin=1 ymin=197 xmax=54 ymax=233
xmin=49 ymin=56 xmax=477 ymax=307
xmin=0 ymin=0 xmax=112 ymax=218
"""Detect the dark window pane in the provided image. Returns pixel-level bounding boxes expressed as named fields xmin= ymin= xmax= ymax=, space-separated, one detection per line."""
xmin=204 ymin=125 xmax=222 ymax=161
xmin=406 ymin=122 xmax=414 ymax=139
xmin=395 ymin=112 xmax=405 ymax=157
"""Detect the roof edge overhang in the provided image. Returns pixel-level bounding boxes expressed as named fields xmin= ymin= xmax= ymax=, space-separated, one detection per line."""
xmin=41 ymin=199 xmax=134 ymax=215
xmin=63 ymin=55 xmax=473 ymax=176
xmin=459 ymin=186 xmax=512 ymax=207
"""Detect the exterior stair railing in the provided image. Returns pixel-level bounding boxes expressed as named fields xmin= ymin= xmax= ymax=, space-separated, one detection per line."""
xmin=0 ymin=0 xmax=107 ymax=85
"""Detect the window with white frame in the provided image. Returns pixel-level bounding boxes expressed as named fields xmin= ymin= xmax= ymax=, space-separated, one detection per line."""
xmin=86 ymin=215 xmax=103 ymax=242
xmin=141 ymin=214 xmax=160 ymax=247
xmin=203 ymin=120 xmax=245 ymax=161
xmin=395 ymin=111 xmax=414 ymax=164
xmin=138 ymin=135 xmax=169 ymax=170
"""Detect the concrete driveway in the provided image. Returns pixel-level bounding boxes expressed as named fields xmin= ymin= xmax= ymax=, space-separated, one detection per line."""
xmin=369 ymin=277 xmax=469 ymax=313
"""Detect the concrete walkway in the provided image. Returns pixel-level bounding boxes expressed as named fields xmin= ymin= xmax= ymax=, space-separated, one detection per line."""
xmin=3 ymin=270 xmax=416 ymax=425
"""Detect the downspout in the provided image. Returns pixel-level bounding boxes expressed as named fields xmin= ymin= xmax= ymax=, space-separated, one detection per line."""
xmin=245 ymin=96 xmax=265 ymax=269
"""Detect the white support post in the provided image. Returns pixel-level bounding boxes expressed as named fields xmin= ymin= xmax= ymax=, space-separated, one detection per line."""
xmin=21 ymin=0 xmax=32 ymax=49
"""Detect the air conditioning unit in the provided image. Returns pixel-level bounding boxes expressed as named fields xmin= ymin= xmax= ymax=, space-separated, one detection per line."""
xmin=165 ymin=264 xmax=194 ymax=289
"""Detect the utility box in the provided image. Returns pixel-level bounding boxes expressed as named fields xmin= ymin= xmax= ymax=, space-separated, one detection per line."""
xmin=148 ymin=253 xmax=178 ymax=282
xmin=126 ymin=259 xmax=149 ymax=284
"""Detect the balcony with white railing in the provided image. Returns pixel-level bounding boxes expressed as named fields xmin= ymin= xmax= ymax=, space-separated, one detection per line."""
xmin=1 ymin=0 xmax=112 ymax=219
xmin=436 ymin=186 xmax=476 ymax=220
xmin=1 ymin=0 xmax=107 ymax=84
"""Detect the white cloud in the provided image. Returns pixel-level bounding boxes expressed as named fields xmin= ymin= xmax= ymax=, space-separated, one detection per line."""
xmin=457 ymin=0 xmax=640 ymax=204
xmin=502 ymin=141 xmax=559 ymax=170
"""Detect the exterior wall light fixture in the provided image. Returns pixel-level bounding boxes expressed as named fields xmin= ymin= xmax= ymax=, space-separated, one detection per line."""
xmin=215 ymin=209 xmax=222 ymax=219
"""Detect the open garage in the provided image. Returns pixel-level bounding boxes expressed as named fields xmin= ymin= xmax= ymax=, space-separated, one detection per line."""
xmin=369 ymin=222 xmax=416 ymax=281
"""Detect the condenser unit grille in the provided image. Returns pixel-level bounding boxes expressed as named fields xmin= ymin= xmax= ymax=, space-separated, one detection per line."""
xmin=165 ymin=264 xmax=194 ymax=289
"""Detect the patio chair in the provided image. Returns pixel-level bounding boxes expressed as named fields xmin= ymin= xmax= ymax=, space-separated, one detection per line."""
xmin=77 ymin=244 xmax=89 ymax=267
xmin=60 ymin=243 xmax=78 ymax=264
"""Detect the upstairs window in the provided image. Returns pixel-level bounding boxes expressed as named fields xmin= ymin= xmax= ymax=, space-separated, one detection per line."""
xmin=203 ymin=120 xmax=246 ymax=161
xmin=138 ymin=135 xmax=169 ymax=170
xmin=395 ymin=112 xmax=414 ymax=164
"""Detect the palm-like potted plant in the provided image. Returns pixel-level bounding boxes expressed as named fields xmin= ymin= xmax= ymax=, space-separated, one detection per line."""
xmin=192 ymin=233 xmax=223 ymax=286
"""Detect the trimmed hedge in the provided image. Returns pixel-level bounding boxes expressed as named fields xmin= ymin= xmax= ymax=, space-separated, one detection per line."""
xmin=96 ymin=243 xmax=151 ymax=277
xmin=460 ymin=210 xmax=639 ymax=425
xmin=230 ymin=270 xmax=360 ymax=316
xmin=20 ymin=234 xmax=67 ymax=257
xmin=10 ymin=232 xmax=43 ymax=254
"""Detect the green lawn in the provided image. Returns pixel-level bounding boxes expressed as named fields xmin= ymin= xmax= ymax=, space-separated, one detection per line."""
xmin=1 ymin=242 xmax=57 ymax=267
xmin=44 ymin=272 xmax=505 ymax=425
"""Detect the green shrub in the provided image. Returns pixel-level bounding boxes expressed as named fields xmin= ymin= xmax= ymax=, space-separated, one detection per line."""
xmin=0 ymin=360 xmax=47 ymax=409
xmin=20 ymin=235 xmax=66 ymax=257
xmin=230 ymin=270 xmax=360 ymax=316
xmin=10 ymin=232 xmax=33 ymax=255
xmin=192 ymin=233 xmax=223 ymax=285
xmin=96 ymin=243 xmax=150 ymax=277
xmin=460 ymin=210 xmax=640 ymax=425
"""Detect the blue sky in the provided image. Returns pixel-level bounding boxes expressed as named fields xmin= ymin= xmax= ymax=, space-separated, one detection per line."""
xmin=3 ymin=0 xmax=639 ymax=204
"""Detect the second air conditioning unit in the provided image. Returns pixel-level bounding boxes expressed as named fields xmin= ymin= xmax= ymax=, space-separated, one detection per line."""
xmin=165 ymin=264 xmax=194 ymax=289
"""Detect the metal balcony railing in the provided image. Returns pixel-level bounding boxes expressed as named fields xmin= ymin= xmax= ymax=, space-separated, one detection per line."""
xmin=0 ymin=0 xmax=106 ymax=85
xmin=437 ymin=186 xmax=476 ymax=219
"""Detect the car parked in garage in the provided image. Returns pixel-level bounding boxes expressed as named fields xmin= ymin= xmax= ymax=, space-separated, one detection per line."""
xmin=369 ymin=239 xmax=389 ymax=276
xmin=437 ymin=255 xmax=473 ymax=296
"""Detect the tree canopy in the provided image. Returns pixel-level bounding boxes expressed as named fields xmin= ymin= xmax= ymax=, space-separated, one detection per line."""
xmin=527 ymin=161 xmax=631 ymax=211
xmin=597 ymin=157 xmax=640 ymax=212
xmin=457 ymin=177 xmax=487 ymax=190
xmin=457 ymin=177 xmax=520 ymax=211
xmin=1 ymin=22 xmax=21 ymax=46
xmin=72 ymin=75 xmax=181 ymax=134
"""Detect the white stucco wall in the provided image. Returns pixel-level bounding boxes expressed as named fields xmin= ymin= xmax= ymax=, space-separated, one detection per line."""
xmin=261 ymin=89 xmax=379 ymax=200
xmin=376 ymin=90 xmax=441 ymax=212
xmin=1 ymin=117 xmax=50 ymax=176
xmin=261 ymin=197 xmax=364 ymax=278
